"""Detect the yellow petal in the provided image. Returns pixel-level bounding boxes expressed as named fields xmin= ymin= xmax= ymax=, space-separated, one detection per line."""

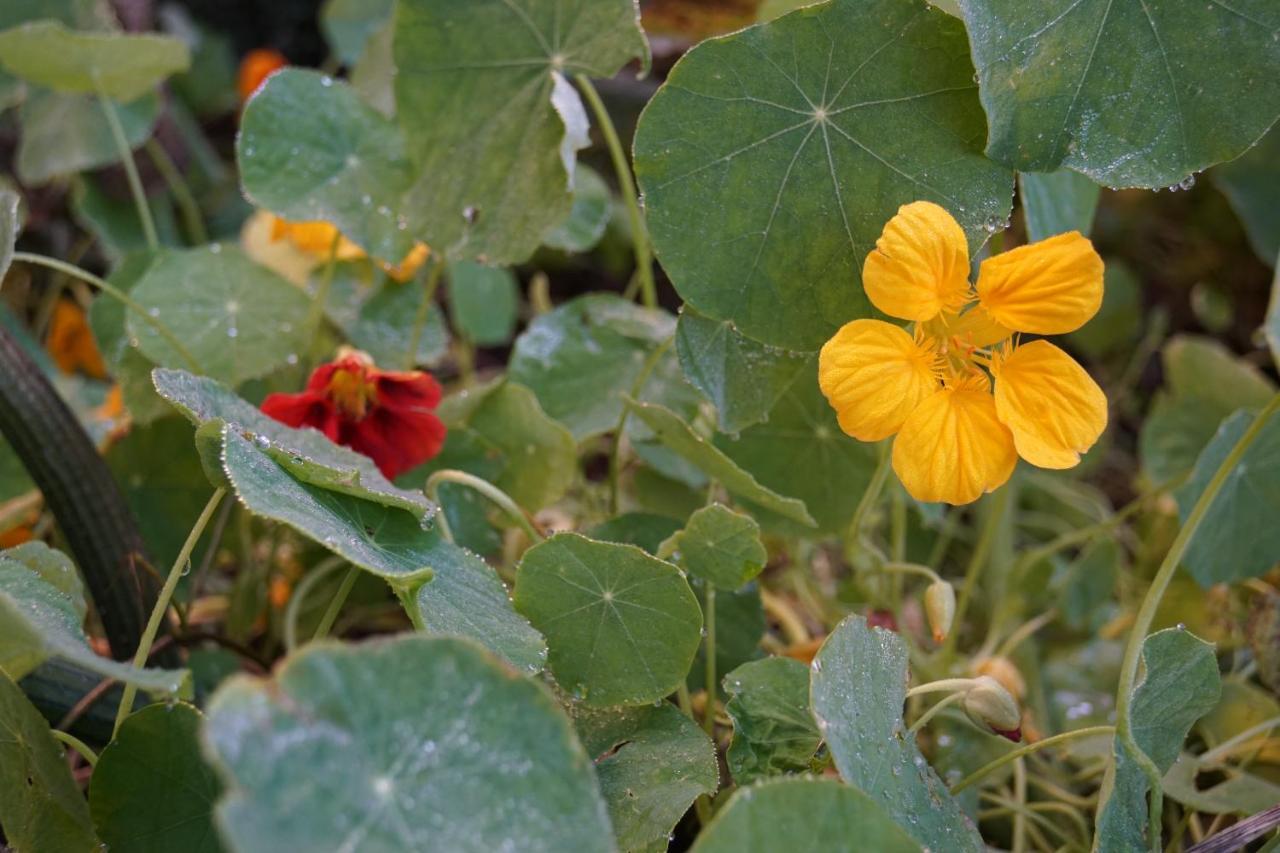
xmin=993 ymin=340 xmax=1107 ymax=469
xmin=892 ymin=383 xmax=1017 ymax=505
xmin=242 ymin=210 xmax=318 ymax=285
xmin=863 ymin=201 xmax=971 ymax=322
xmin=974 ymin=231 xmax=1103 ymax=334
xmin=818 ymin=320 xmax=939 ymax=441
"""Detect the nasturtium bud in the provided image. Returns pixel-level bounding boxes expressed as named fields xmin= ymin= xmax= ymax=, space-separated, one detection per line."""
xmin=923 ymin=579 xmax=955 ymax=644
xmin=962 ymin=675 xmax=1022 ymax=742
xmin=973 ymin=655 xmax=1026 ymax=700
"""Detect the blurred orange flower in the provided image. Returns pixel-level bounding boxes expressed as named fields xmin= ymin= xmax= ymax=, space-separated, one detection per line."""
xmin=46 ymin=299 xmax=106 ymax=379
xmin=238 ymin=48 xmax=287 ymax=103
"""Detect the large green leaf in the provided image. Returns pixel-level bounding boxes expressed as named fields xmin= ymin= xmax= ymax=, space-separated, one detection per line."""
xmin=509 ymin=294 xmax=697 ymax=441
xmin=238 ymin=69 xmax=415 ymax=265
xmin=128 ymin=246 xmax=312 ymax=386
xmin=203 ymin=635 xmax=615 ymax=852
xmin=0 ymin=542 xmax=187 ymax=695
xmin=1213 ymin=126 xmax=1280 ymax=266
xmin=153 ymin=368 xmax=432 ymax=518
xmin=219 ymin=427 xmax=436 ymax=586
xmin=660 ymin=503 xmax=766 ymax=590
xmin=675 ymin=306 xmax=811 ymax=434
xmin=513 ymin=533 xmax=703 ymax=707
xmin=419 ymin=379 xmax=577 ymax=512
xmin=1175 ymin=408 xmax=1280 ymax=587
xmin=338 ymin=274 xmax=450 ymax=368
xmin=1019 ymin=169 xmax=1099 ymax=241
xmin=714 ymin=366 xmax=877 ymax=534
xmin=810 ymin=615 xmax=983 ymax=851
xmin=1138 ymin=335 xmax=1275 ymax=485
xmin=0 ymin=671 xmax=98 ymax=852
xmin=1094 ymin=628 xmax=1221 ymax=852
xmin=412 ymin=538 xmax=547 ymax=674
xmin=16 ymin=88 xmax=159 ymax=185
xmin=447 ymin=261 xmax=520 ymax=346
xmin=393 ymin=0 xmax=648 ymax=264
xmin=0 ymin=20 xmax=188 ymax=101
xmin=634 ymin=0 xmax=1012 ymax=350
xmin=961 ymin=0 xmax=1280 ymax=188
xmin=723 ymin=657 xmax=820 ymax=785
xmin=88 ymin=703 xmax=222 ymax=853
xmin=691 ymin=777 xmax=921 ymax=853
xmin=626 ymin=399 xmax=815 ymax=527
xmin=574 ymin=703 xmax=718 ymax=851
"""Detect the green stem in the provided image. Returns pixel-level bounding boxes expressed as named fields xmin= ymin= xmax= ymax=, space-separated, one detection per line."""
xmin=879 ymin=562 xmax=943 ymax=585
xmin=13 ymin=252 xmax=203 ymax=374
xmin=405 ymin=255 xmax=445 ymax=370
xmin=941 ymin=487 xmax=1010 ymax=657
xmin=97 ymin=91 xmax=158 ymax=252
xmin=282 ymin=556 xmax=346 ymax=652
xmin=143 ymin=138 xmax=207 ymax=245
xmin=608 ymin=337 xmax=674 ymax=514
xmin=574 ymin=74 xmax=655 ymax=309
xmin=908 ymin=689 xmax=964 ymax=734
xmin=51 ymin=729 xmax=99 ymax=767
xmin=312 ymin=566 xmax=360 ymax=642
xmin=424 ymin=469 xmax=543 ymax=544
xmin=1111 ymin=392 xmax=1280 ymax=851
xmin=950 ymin=725 xmax=1115 ymax=794
xmin=113 ymin=488 xmax=226 ymax=736
xmin=1199 ymin=714 xmax=1280 ymax=764
xmin=846 ymin=441 xmax=891 ymax=548
xmin=703 ymin=582 xmax=717 ymax=738
xmin=397 ymin=585 xmax=428 ymax=630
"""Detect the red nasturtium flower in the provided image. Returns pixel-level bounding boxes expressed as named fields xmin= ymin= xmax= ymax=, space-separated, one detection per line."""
xmin=260 ymin=350 xmax=446 ymax=479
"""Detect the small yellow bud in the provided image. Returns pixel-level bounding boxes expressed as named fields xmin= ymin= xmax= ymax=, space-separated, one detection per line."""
xmin=962 ymin=675 xmax=1022 ymax=742
xmin=972 ymin=655 xmax=1026 ymax=700
xmin=923 ymin=579 xmax=956 ymax=644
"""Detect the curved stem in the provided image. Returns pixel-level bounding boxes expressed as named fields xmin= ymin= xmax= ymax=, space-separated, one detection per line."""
xmin=879 ymin=561 xmax=943 ymax=585
xmin=424 ymin=469 xmax=543 ymax=544
xmin=905 ymin=677 xmax=978 ymax=699
xmin=950 ymin=725 xmax=1115 ymax=794
xmin=144 ymin=138 xmax=207 ymax=245
xmin=703 ymin=582 xmax=717 ymax=737
xmin=405 ymin=255 xmax=445 ymax=370
xmin=908 ymin=689 xmax=964 ymax=734
xmin=608 ymin=337 xmax=674 ymax=514
xmin=574 ymin=74 xmax=655 ymax=309
xmin=312 ymin=565 xmax=360 ymax=642
xmin=1110 ymin=393 xmax=1280 ymax=848
xmin=97 ymin=91 xmax=158 ymax=252
xmin=13 ymin=252 xmax=203 ymax=374
xmin=1199 ymin=714 xmax=1280 ymax=764
xmin=51 ymin=730 xmax=99 ymax=767
xmin=760 ymin=588 xmax=810 ymax=645
xmin=941 ymin=486 xmax=1010 ymax=657
xmin=282 ymin=556 xmax=347 ymax=652
xmin=113 ymin=488 xmax=226 ymax=736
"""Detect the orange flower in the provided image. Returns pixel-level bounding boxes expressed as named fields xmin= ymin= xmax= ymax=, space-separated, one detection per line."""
xmin=266 ymin=215 xmax=431 ymax=283
xmin=46 ymin=299 xmax=106 ymax=379
xmin=238 ymin=48 xmax=287 ymax=103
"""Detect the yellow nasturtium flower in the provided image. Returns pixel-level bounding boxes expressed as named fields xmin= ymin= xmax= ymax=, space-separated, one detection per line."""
xmin=241 ymin=210 xmax=430 ymax=284
xmin=818 ymin=201 xmax=1107 ymax=505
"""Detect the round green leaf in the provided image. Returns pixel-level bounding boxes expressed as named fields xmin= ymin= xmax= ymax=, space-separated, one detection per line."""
xmin=634 ymin=0 xmax=1012 ymax=350
xmin=393 ymin=0 xmax=648 ymax=264
xmin=723 ymin=656 xmax=820 ymax=785
xmin=543 ymin=165 xmax=612 ymax=253
xmin=320 ymin=0 xmax=395 ymax=65
xmin=691 ymin=777 xmax=920 ymax=853
xmin=962 ymin=0 xmax=1280 ymax=188
xmin=1213 ymin=126 xmax=1280 ymax=266
xmin=17 ymin=89 xmax=159 ymax=185
xmin=238 ymin=68 xmax=415 ymax=265
xmin=0 ymin=20 xmax=188 ymax=101
xmin=811 ymin=615 xmax=982 ymax=851
xmin=574 ymin=704 xmax=718 ymax=851
xmin=447 ymin=261 xmax=520 ymax=346
xmin=514 ymin=533 xmax=703 ymax=707
xmin=128 ymin=246 xmax=312 ymax=386
xmin=0 ymin=671 xmax=97 ymax=852
xmin=203 ymin=634 xmax=614 ymax=852
xmin=89 ymin=703 xmax=222 ymax=853
xmin=1019 ymin=169 xmax=1099 ymax=241
xmin=660 ymin=503 xmax=766 ymax=590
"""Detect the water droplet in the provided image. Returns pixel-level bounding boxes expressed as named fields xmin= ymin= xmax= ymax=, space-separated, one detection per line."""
xmin=148 ymin=307 xmax=161 ymax=318
xmin=320 ymin=76 xmax=334 ymax=87
xmin=1177 ymin=175 xmax=1196 ymax=191
xmin=227 ymin=325 xmax=239 ymax=339
xmin=253 ymin=434 xmax=271 ymax=450
xmin=209 ymin=243 xmax=222 ymax=254
xmin=286 ymin=353 xmax=299 ymax=365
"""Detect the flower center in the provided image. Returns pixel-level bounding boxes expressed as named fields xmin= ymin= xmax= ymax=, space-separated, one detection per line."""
xmin=327 ymin=367 xmax=379 ymax=420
